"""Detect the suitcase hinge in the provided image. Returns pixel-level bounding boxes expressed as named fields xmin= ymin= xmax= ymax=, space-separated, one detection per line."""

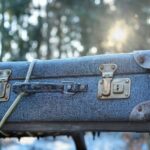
xmin=0 ymin=69 xmax=11 ymax=101
xmin=97 ymin=64 xmax=131 ymax=99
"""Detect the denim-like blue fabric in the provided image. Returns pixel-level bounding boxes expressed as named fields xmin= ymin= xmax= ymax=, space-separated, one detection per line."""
xmin=0 ymin=52 xmax=149 ymax=122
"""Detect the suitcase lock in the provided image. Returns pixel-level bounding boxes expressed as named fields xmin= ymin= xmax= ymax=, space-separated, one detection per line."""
xmin=97 ymin=64 xmax=131 ymax=99
xmin=0 ymin=69 xmax=11 ymax=101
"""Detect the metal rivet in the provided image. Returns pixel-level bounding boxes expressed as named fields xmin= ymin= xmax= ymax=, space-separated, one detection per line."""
xmin=99 ymin=94 xmax=102 ymax=97
xmin=67 ymin=85 xmax=71 ymax=90
xmin=99 ymin=65 xmax=104 ymax=70
xmin=125 ymin=93 xmax=129 ymax=97
xmin=111 ymin=65 xmax=116 ymax=70
xmin=125 ymin=79 xmax=129 ymax=83
xmin=80 ymin=85 xmax=85 ymax=90
xmin=138 ymin=56 xmax=145 ymax=64
xmin=100 ymin=80 xmax=103 ymax=84
xmin=138 ymin=106 xmax=142 ymax=112
xmin=7 ymin=70 xmax=10 ymax=74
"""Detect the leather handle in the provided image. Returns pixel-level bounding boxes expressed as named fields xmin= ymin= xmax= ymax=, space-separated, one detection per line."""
xmin=13 ymin=82 xmax=88 ymax=95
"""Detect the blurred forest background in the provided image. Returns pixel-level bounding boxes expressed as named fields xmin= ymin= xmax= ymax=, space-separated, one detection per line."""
xmin=1 ymin=0 xmax=150 ymax=61
xmin=1 ymin=0 xmax=150 ymax=150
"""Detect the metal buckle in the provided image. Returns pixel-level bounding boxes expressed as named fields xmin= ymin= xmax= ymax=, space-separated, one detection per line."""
xmin=0 ymin=69 xmax=11 ymax=101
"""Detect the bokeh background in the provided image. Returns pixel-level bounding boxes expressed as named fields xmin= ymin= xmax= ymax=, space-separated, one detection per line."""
xmin=0 ymin=0 xmax=150 ymax=149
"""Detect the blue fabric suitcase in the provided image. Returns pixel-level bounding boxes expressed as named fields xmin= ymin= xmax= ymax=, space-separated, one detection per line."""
xmin=0 ymin=50 xmax=150 ymax=137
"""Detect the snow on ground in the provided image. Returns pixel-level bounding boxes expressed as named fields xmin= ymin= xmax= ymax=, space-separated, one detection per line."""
xmin=1 ymin=133 xmax=149 ymax=150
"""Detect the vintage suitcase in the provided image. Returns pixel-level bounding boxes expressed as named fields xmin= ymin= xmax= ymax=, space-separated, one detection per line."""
xmin=0 ymin=50 xmax=150 ymax=137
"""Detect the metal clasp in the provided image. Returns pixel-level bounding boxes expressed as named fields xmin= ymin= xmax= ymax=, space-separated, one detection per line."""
xmin=97 ymin=64 xmax=131 ymax=99
xmin=99 ymin=64 xmax=117 ymax=96
xmin=0 ymin=69 xmax=11 ymax=101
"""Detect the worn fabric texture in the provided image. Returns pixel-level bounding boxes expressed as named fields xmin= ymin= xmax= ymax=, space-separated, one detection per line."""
xmin=0 ymin=51 xmax=150 ymax=122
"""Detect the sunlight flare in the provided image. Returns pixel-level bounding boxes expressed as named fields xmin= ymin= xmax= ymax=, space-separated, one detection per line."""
xmin=108 ymin=21 xmax=128 ymax=43
xmin=103 ymin=20 xmax=131 ymax=52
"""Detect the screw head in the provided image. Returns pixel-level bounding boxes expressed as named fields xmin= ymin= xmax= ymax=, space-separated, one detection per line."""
xmin=138 ymin=106 xmax=142 ymax=112
xmin=7 ymin=70 xmax=10 ymax=75
xmin=111 ymin=65 xmax=116 ymax=70
xmin=67 ymin=85 xmax=71 ymax=90
xmin=125 ymin=93 xmax=129 ymax=97
xmin=125 ymin=79 xmax=129 ymax=83
xmin=100 ymin=80 xmax=103 ymax=84
xmin=138 ymin=56 xmax=145 ymax=64
xmin=80 ymin=85 xmax=85 ymax=90
xmin=99 ymin=65 xmax=104 ymax=70
xmin=99 ymin=94 xmax=102 ymax=97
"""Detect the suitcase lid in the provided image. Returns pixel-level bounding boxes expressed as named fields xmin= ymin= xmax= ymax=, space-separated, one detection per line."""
xmin=1 ymin=50 xmax=150 ymax=80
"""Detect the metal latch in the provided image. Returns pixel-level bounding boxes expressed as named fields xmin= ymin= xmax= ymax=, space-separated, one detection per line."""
xmin=97 ymin=64 xmax=131 ymax=99
xmin=0 ymin=69 xmax=11 ymax=101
